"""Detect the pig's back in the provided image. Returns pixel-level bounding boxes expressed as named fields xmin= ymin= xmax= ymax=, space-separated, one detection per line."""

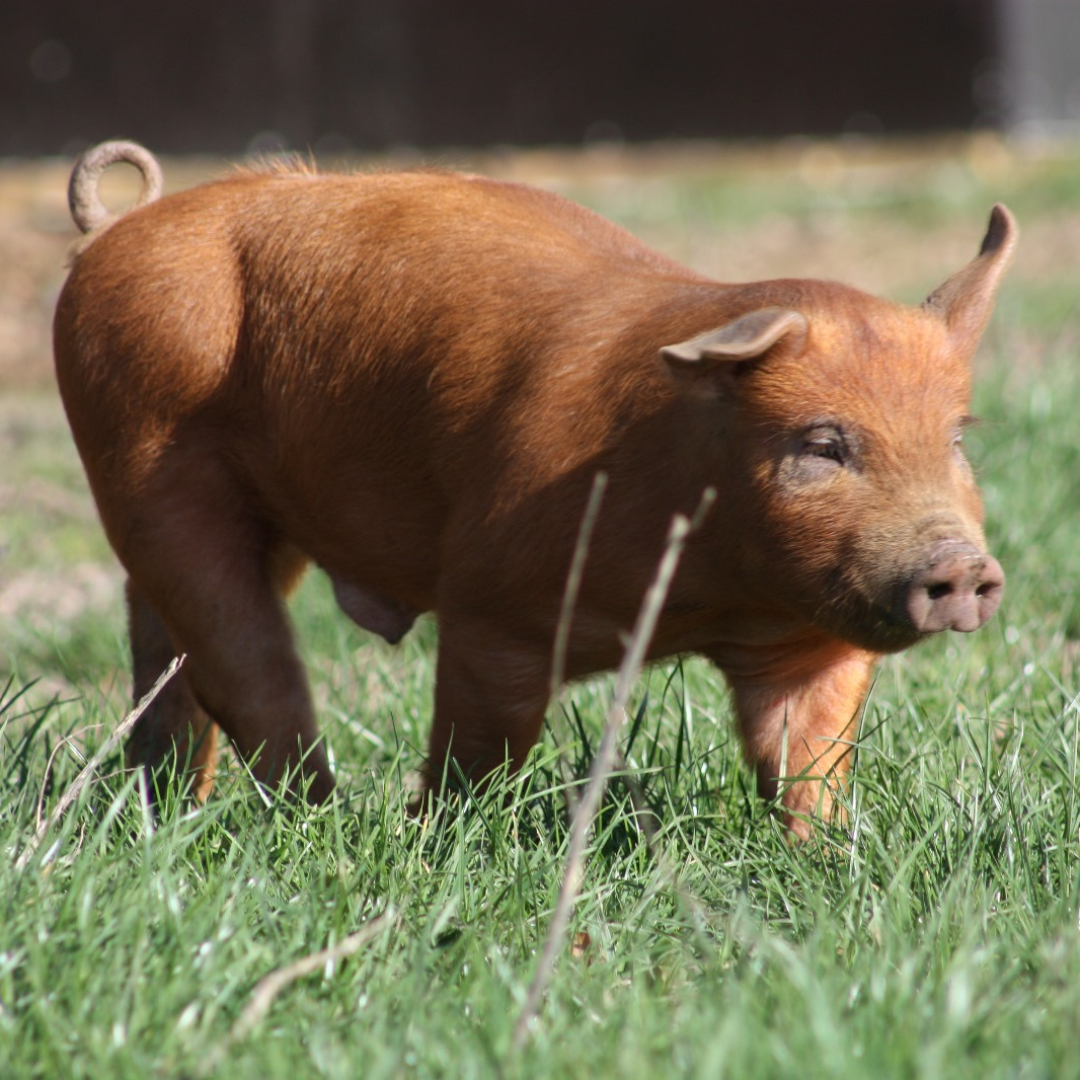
xmin=54 ymin=168 xmax=708 ymax=603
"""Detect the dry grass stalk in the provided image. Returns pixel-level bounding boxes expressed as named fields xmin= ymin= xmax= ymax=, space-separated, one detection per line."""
xmin=549 ymin=471 xmax=608 ymax=701
xmin=229 ymin=909 xmax=397 ymax=1045
xmin=513 ymin=489 xmax=715 ymax=1049
xmin=14 ymin=655 xmax=183 ymax=871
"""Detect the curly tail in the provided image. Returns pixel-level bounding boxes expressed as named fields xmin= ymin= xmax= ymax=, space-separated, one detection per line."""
xmin=68 ymin=140 xmax=163 ymax=234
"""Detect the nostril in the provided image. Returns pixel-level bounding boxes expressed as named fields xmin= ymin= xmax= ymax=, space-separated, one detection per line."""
xmin=906 ymin=548 xmax=1005 ymax=634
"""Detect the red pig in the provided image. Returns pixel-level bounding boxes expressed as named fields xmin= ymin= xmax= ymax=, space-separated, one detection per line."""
xmin=53 ymin=141 xmax=1015 ymax=837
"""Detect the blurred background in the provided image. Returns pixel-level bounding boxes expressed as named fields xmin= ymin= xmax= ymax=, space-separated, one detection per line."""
xmin=2 ymin=0 xmax=1078 ymax=156
xmin=2 ymin=0 xmax=1079 ymax=691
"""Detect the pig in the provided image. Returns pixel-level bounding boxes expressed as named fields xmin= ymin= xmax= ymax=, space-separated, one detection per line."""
xmin=53 ymin=140 xmax=1015 ymax=838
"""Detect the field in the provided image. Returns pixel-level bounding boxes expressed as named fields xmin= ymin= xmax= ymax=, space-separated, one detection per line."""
xmin=2 ymin=137 xmax=1080 ymax=1078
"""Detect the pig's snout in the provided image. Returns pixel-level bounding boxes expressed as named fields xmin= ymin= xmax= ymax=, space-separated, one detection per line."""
xmin=905 ymin=542 xmax=1004 ymax=633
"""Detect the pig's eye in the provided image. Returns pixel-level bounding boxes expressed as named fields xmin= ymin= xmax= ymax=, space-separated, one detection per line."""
xmin=952 ymin=429 xmax=972 ymax=470
xmin=953 ymin=416 xmax=978 ymax=462
xmin=799 ymin=428 xmax=847 ymax=466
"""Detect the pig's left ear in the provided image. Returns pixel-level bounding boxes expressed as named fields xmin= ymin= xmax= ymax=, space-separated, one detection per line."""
xmin=661 ymin=308 xmax=808 ymax=394
xmin=923 ymin=204 xmax=1018 ymax=351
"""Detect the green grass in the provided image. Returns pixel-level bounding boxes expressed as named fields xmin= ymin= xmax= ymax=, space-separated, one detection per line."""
xmin=3 ymin=146 xmax=1080 ymax=1078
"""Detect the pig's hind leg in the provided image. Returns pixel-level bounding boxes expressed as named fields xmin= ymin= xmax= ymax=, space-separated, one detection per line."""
xmin=125 ymin=580 xmax=219 ymax=801
xmin=116 ymin=459 xmax=333 ymax=804
xmin=722 ymin=645 xmax=877 ymax=840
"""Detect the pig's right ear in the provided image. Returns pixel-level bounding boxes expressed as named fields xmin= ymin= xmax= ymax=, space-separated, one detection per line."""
xmin=660 ymin=308 xmax=808 ymax=397
xmin=922 ymin=204 xmax=1018 ymax=353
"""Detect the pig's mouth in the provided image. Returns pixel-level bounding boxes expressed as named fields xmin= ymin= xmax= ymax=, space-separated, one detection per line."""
xmin=822 ymin=541 xmax=1005 ymax=653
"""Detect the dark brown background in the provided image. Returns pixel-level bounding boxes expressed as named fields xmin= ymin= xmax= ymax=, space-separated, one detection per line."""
xmin=3 ymin=0 xmax=1001 ymax=156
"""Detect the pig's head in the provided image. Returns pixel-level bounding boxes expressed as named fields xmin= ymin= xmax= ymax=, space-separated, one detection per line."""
xmin=662 ymin=206 xmax=1017 ymax=654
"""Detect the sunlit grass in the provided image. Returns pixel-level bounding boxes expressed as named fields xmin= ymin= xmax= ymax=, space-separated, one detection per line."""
xmin=3 ymin=148 xmax=1080 ymax=1078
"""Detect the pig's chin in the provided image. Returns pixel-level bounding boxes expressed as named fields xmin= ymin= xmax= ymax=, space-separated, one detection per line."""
xmin=852 ymin=616 xmax=930 ymax=655
xmin=814 ymin=593 xmax=929 ymax=655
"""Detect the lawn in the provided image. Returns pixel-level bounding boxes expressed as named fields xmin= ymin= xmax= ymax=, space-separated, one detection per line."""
xmin=2 ymin=137 xmax=1080 ymax=1078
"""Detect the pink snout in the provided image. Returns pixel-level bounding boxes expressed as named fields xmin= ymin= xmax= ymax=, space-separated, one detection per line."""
xmin=906 ymin=542 xmax=1005 ymax=633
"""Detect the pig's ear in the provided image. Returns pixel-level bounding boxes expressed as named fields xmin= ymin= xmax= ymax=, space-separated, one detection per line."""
xmin=661 ymin=308 xmax=807 ymax=393
xmin=923 ymin=204 xmax=1018 ymax=350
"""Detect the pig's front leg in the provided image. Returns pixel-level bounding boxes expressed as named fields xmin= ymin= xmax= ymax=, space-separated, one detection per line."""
xmin=423 ymin=614 xmax=552 ymax=793
xmin=720 ymin=644 xmax=878 ymax=839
